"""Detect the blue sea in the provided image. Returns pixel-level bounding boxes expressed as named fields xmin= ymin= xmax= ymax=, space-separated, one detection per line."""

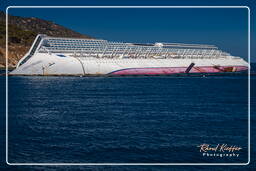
xmin=0 ymin=65 xmax=256 ymax=170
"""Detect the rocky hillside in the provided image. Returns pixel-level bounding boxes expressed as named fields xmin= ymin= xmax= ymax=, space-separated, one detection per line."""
xmin=0 ymin=11 xmax=92 ymax=68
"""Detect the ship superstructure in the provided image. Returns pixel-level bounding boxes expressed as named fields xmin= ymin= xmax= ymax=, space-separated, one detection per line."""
xmin=11 ymin=34 xmax=248 ymax=75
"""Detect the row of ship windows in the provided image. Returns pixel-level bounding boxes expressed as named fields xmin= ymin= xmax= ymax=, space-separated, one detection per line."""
xmin=46 ymin=44 xmax=128 ymax=47
xmin=40 ymin=49 xmax=224 ymax=55
xmin=44 ymin=44 xmax=170 ymax=48
xmin=47 ymin=41 xmax=106 ymax=44
xmin=44 ymin=43 xmax=219 ymax=51
xmin=47 ymin=44 xmax=126 ymax=46
xmin=42 ymin=47 xmax=223 ymax=52
xmin=47 ymin=39 xmax=106 ymax=42
xmin=48 ymin=43 xmax=127 ymax=46
xmin=47 ymin=41 xmax=127 ymax=45
xmin=47 ymin=46 xmax=129 ymax=49
xmin=75 ymin=58 xmax=223 ymax=62
xmin=47 ymin=43 xmax=106 ymax=45
xmin=45 ymin=45 xmax=131 ymax=49
xmin=46 ymin=41 xmax=126 ymax=45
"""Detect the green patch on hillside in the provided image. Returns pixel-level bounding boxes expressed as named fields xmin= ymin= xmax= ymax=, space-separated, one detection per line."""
xmin=0 ymin=21 xmax=37 ymax=47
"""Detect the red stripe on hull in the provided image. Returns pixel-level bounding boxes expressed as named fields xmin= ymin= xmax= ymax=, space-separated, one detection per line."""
xmin=109 ymin=66 xmax=248 ymax=75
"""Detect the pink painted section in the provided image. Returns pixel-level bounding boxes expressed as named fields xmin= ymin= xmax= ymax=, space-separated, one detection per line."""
xmin=110 ymin=66 xmax=248 ymax=75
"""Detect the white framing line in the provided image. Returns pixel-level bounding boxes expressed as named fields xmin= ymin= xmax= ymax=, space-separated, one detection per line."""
xmin=5 ymin=6 xmax=251 ymax=166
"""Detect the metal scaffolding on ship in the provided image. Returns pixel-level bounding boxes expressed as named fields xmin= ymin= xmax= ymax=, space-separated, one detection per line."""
xmin=37 ymin=35 xmax=231 ymax=59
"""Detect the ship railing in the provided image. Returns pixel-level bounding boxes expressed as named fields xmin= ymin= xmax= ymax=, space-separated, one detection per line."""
xmin=38 ymin=44 xmax=228 ymax=59
xmin=38 ymin=50 xmax=228 ymax=59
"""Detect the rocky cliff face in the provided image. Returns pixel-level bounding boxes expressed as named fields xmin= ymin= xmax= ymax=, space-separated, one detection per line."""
xmin=0 ymin=11 xmax=92 ymax=68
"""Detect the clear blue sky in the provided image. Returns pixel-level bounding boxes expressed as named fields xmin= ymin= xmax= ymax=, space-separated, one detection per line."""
xmin=1 ymin=0 xmax=255 ymax=62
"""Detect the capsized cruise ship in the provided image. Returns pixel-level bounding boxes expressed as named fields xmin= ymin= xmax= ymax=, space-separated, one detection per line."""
xmin=10 ymin=34 xmax=248 ymax=76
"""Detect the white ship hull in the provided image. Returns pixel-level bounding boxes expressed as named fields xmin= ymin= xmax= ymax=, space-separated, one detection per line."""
xmin=10 ymin=34 xmax=248 ymax=76
xmin=10 ymin=53 xmax=248 ymax=76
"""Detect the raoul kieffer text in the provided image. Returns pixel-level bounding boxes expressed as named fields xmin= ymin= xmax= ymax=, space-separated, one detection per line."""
xmin=197 ymin=144 xmax=242 ymax=158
